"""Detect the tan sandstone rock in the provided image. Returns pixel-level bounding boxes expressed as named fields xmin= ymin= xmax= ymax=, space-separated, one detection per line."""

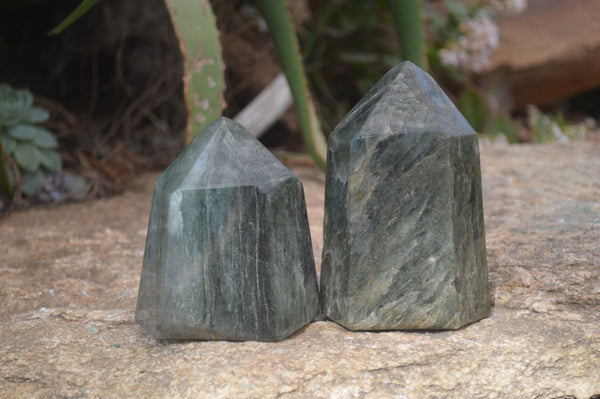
xmin=1 ymin=142 xmax=599 ymax=398
xmin=484 ymin=0 xmax=600 ymax=108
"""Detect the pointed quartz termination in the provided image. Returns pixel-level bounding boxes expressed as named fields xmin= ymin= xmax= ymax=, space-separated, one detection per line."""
xmin=136 ymin=117 xmax=319 ymax=341
xmin=320 ymin=61 xmax=490 ymax=330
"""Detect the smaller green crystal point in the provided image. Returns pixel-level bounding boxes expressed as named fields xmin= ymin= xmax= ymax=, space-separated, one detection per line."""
xmin=320 ymin=61 xmax=490 ymax=330
xmin=136 ymin=117 xmax=319 ymax=341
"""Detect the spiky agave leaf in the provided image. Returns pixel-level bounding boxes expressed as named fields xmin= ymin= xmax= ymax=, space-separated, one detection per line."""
xmin=164 ymin=0 xmax=225 ymax=143
xmin=256 ymin=0 xmax=327 ymax=171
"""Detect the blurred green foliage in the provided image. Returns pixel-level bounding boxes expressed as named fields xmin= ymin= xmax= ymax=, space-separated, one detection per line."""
xmin=299 ymin=0 xmax=411 ymax=133
xmin=0 ymin=83 xmax=62 ymax=196
xmin=1 ymin=0 xmax=583 ymax=201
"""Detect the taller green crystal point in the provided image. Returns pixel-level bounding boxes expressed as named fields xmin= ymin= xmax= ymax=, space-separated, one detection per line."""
xmin=136 ymin=117 xmax=319 ymax=341
xmin=320 ymin=61 xmax=490 ymax=330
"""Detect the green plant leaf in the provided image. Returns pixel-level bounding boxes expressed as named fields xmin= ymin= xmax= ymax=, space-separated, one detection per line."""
xmin=7 ymin=125 xmax=37 ymax=141
xmin=444 ymin=0 xmax=468 ymax=21
xmin=31 ymin=127 xmax=58 ymax=149
xmin=486 ymin=114 xmax=519 ymax=143
xmin=47 ymin=0 xmax=99 ymax=36
xmin=458 ymin=86 xmax=488 ymax=133
xmin=14 ymin=142 xmax=42 ymax=172
xmin=0 ymin=85 xmax=34 ymax=127
xmin=389 ymin=0 xmax=426 ymax=68
xmin=164 ymin=0 xmax=225 ymax=143
xmin=0 ymin=132 xmax=17 ymax=154
xmin=535 ymin=114 xmax=548 ymax=142
xmin=28 ymin=106 xmax=50 ymax=124
xmin=6 ymin=125 xmax=57 ymax=149
xmin=0 ymin=137 xmax=13 ymax=196
xmin=256 ymin=0 xmax=327 ymax=170
xmin=6 ymin=164 xmax=15 ymax=187
xmin=38 ymin=150 xmax=62 ymax=172
xmin=21 ymin=169 xmax=46 ymax=196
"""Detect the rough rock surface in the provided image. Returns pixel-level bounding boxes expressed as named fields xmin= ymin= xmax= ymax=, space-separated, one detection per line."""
xmin=321 ymin=62 xmax=489 ymax=330
xmin=1 ymin=142 xmax=599 ymax=398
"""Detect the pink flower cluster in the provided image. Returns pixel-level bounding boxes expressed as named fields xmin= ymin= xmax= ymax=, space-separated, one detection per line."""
xmin=438 ymin=0 xmax=527 ymax=72
xmin=439 ymin=10 xmax=500 ymax=72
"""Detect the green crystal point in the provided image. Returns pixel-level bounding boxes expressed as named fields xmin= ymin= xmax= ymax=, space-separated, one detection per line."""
xmin=320 ymin=62 xmax=490 ymax=330
xmin=136 ymin=117 xmax=319 ymax=341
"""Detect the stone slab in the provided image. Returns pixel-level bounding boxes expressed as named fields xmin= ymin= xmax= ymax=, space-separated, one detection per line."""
xmin=1 ymin=142 xmax=599 ymax=398
xmin=484 ymin=0 xmax=600 ymax=107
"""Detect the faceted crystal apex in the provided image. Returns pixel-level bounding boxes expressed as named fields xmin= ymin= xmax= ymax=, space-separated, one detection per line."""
xmin=331 ymin=61 xmax=475 ymax=143
xmin=157 ymin=117 xmax=295 ymax=193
